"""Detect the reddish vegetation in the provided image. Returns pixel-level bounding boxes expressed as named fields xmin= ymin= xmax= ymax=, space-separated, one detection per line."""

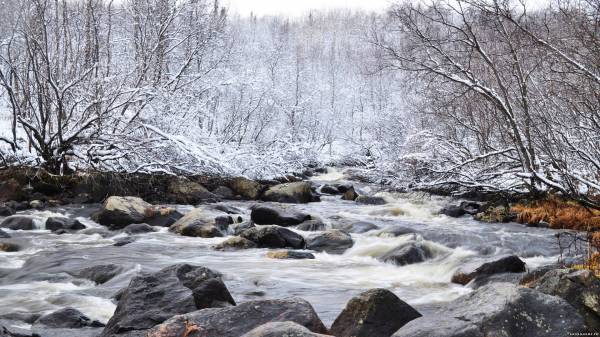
xmin=511 ymin=197 xmax=600 ymax=231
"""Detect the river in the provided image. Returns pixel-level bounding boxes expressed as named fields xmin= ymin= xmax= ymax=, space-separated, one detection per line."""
xmin=0 ymin=169 xmax=567 ymax=331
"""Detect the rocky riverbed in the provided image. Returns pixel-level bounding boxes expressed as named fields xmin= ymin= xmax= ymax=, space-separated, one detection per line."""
xmin=0 ymin=168 xmax=598 ymax=336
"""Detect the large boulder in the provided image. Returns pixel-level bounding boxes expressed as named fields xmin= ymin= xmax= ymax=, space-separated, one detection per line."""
xmin=0 ymin=216 xmax=35 ymax=230
xmin=451 ymin=255 xmax=526 ymax=285
xmin=440 ymin=205 xmax=465 ymax=218
xmin=0 ymin=229 xmax=9 ymax=238
xmin=242 ymin=322 xmax=333 ymax=337
xmin=146 ymin=297 xmax=328 ymax=337
xmin=124 ymin=223 xmax=155 ymax=234
xmin=330 ymin=289 xmax=421 ymax=337
xmin=240 ymin=226 xmax=305 ymax=249
xmin=320 ymin=184 xmax=343 ymax=195
xmin=69 ymin=264 xmax=124 ymax=284
xmin=0 ymin=242 xmax=20 ymax=252
xmin=379 ymin=243 xmax=434 ymax=266
xmin=263 ymin=182 xmax=314 ymax=203
xmin=100 ymin=264 xmax=235 ymax=337
xmin=341 ymin=187 xmax=358 ymax=201
xmin=231 ymin=222 xmax=256 ymax=235
xmin=167 ymin=178 xmax=219 ymax=204
xmin=251 ymin=204 xmax=311 ymax=227
xmin=212 ymin=186 xmax=235 ymax=199
xmin=230 ymin=177 xmax=263 ymax=200
xmin=92 ymin=197 xmax=151 ymax=229
xmin=305 ymin=230 xmax=353 ymax=254
xmin=529 ymin=268 xmax=600 ymax=331
xmin=393 ymin=283 xmax=587 ymax=337
xmin=0 ymin=206 xmax=15 ymax=216
xmin=169 ymin=209 xmax=228 ymax=238
xmin=34 ymin=308 xmax=104 ymax=329
xmin=45 ymin=217 xmax=86 ymax=232
xmin=213 ymin=236 xmax=258 ymax=251
xmin=145 ymin=209 xmax=184 ymax=227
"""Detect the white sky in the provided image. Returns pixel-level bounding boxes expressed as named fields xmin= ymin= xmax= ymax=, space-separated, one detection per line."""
xmin=225 ymin=0 xmax=391 ymax=17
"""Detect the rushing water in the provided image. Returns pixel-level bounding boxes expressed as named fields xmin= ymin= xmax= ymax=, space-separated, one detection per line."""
xmin=0 ymin=169 xmax=569 ymax=330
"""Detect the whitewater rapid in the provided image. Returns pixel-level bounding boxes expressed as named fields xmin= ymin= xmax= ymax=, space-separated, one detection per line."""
xmin=0 ymin=169 xmax=566 ymax=327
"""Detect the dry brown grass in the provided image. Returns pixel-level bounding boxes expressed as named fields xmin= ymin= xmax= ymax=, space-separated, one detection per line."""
xmin=511 ymin=197 xmax=600 ymax=230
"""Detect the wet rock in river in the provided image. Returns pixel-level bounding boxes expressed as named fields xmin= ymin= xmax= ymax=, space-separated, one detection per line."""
xmin=355 ymin=196 xmax=386 ymax=205
xmin=212 ymin=204 xmax=243 ymax=215
xmin=212 ymin=186 xmax=235 ymax=199
xmin=474 ymin=205 xmax=516 ymax=223
xmin=92 ymin=196 xmax=150 ymax=229
xmin=230 ymin=177 xmax=263 ymax=200
xmin=263 ymin=182 xmax=315 ymax=204
xmin=251 ymin=204 xmax=311 ymax=227
xmin=101 ymin=264 xmax=235 ymax=337
xmin=320 ymin=184 xmax=343 ymax=195
xmin=266 ymin=250 xmax=315 ymax=260
xmin=392 ymin=283 xmax=587 ymax=337
xmin=170 ymin=208 xmax=228 ymax=238
xmin=167 ymin=178 xmax=219 ymax=204
xmin=214 ymin=236 xmax=258 ymax=251
xmin=34 ymin=308 xmax=104 ymax=329
xmin=451 ymin=255 xmax=526 ymax=285
xmin=379 ymin=242 xmax=434 ymax=266
xmin=440 ymin=205 xmax=465 ymax=217
xmin=145 ymin=209 xmax=184 ymax=228
xmin=69 ymin=264 xmax=123 ymax=284
xmin=376 ymin=226 xmax=416 ymax=237
xmin=242 ymin=321 xmax=333 ymax=337
xmin=231 ymin=221 xmax=255 ymax=235
xmin=124 ymin=223 xmax=155 ymax=234
xmin=297 ymin=219 xmax=326 ymax=231
xmin=114 ymin=236 xmax=136 ymax=247
xmin=240 ymin=226 xmax=305 ymax=249
xmin=0 ymin=206 xmax=15 ymax=217
xmin=45 ymin=217 xmax=86 ymax=232
xmin=529 ymin=268 xmax=600 ymax=332
xmin=305 ymin=229 xmax=353 ymax=254
xmin=0 ymin=216 xmax=35 ymax=230
xmin=146 ymin=297 xmax=328 ymax=337
xmin=341 ymin=187 xmax=358 ymax=201
xmin=331 ymin=288 xmax=421 ymax=337
xmin=0 ymin=325 xmax=31 ymax=337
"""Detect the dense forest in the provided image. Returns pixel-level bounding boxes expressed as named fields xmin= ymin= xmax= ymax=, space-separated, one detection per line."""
xmin=0 ymin=0 xmax=599 ymax=207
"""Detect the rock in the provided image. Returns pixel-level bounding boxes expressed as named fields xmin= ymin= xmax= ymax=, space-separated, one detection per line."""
xmin=451 ymin=256 xmax=526 ymax=285
xmin=124 ymin=223 xmax=155 ymax=234
xmin=167 ymin=178 xmax=219 ymax=204
xmin=231 ymin=222 xmax=256 ymax=235
xmin=320 ymin=184 xmax=342 ymax=195
xmin=440 ymin=205 xmax=465 ymax=217
xmin=474 ymin=205 xmax=516 ymax=223
xmin=45 ymin=217 xmax=86 ymax=232
xmin=306 ymin=230 xmax=353 ymax=254
xmin=92 ymin=196 xmax=151 ymax=229
xmin=100 ymin=264 xmax=235 ymax=337
xmin=355 ymin=196 xmax=386 ymax=205
xmin=214 ymin=215 xmax=234 ymax=228
xmin=392 ymin=283 xmax=587 ymax=337
xmin=297 ymin=220 xmax=326 ymax=231
xmin=240 ymin=226 xmax=305 ymax=249
xmin=0 ymin=216 xmax=35 ymax=230
xmin=231 ymin=177 xmax=262 ymax=200
xmin=145 ymin=297 xmax=328 ymax=337
xmin=0 ymin=229 xmax=10 ymax=238
xmin=1 ymin=325 xmax=32 ymax=337
xmin=212 ymin=186 xmax=235 ymax=199
xmin=519 ymin=264 xmax=559 ymax=286
xmin=145 ymin=209 xmax=184 ymax=227
xmin=266 ymin=250 xmax=315 ymax=260
xmin=341 ymin=187 xmax=358 ymax=201
xmin=34 ymin=308 xmax=104 ymax=328
xmin=170 ymin=208 xmax=228 ymax=238
xmin=330 ymin=289 xmax=421 ymax=337
xmin=0 ymin=206 xmax=15 ymax=216
xmin=0 ymin=243 xmax=19 ymax=252
xmin=459 ymin=201 xmax=482 ymax=215
xmin=0 ymin=312 xmax=41 ymax=324
xmin=376 ymin=226 xmax=416 ymax=237
xmin=529 ymin=268 xmax=600 ymax=331
xmin=114 ymin=237 xmax=136 ymax=247
xmin=251 ymin=205 xmax=311 ymax=227
xmin=342 ymin=221 xmax=378 ymax=233
xmin=263 ymin=182 xmax=314 ymax=203
xmin=241 ymin=322 xmax=332 ymax=337
xmin=380 ymin=243 xmax=433 ymax=266
xmin=214 ymin=237 xmax=258 ymax=251
xmin=468 ymin=272 xmax=525 ymax=289
xmin=70 ymin=264 xmax=123 ymax=284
